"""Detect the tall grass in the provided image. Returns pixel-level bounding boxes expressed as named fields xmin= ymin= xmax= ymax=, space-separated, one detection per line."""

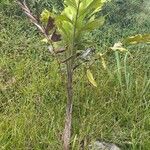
xmin=0 ymin=4 xmax=150 ymax=150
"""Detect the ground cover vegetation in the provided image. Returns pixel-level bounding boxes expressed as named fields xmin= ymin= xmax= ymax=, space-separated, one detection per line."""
xmin=0 ymin=0 xmax=150 ymax=149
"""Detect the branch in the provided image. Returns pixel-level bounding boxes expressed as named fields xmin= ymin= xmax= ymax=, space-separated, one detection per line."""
xmin=16 ymin=0 xmax=45 ymax=34
xmin=16 ymin=0 xmax=66 ymax=54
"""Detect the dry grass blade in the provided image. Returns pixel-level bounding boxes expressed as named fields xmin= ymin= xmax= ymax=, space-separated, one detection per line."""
xmin=16 ymin=0 xmax=45 ymax=34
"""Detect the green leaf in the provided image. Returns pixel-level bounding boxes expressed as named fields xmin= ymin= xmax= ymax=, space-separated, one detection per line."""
xmin=123 ymin=34 xmax=150 ymax=45
xmin=98 ymin=53 xmax=107 ymax=70
xmin=56 ymin=21 xmax=74 ymax=42
xmin=56 ymin=14 xmax=73 ymax=25
xmin=87 ymin=69 xmax=97 ymax=87
xmin=64 ymin=0 xmax=77 ymax=8
xmin=56 ymin=6 xmax=76 ymax=41
xmin=61 ymin=6 xmax=76 ymax=21
xmin=81 ymin=17 xmax=105 ymax=32
xmin=79 ymin=0 xmax=106 ymax=18
xmin=40 ymin=9 xmax=52 ymax=22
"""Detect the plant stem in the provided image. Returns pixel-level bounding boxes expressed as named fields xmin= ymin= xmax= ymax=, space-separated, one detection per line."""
xmin=63 ymin=1 xmax=81 ymax=149
xmin=63 ymin=60 xmax=73 ymax=150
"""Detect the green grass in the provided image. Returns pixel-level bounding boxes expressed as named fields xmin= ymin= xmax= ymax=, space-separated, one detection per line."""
xmin=0 ymin=8 xmax=150 ymax=150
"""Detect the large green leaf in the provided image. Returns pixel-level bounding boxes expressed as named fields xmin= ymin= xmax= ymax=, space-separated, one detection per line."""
xmin=61 ymin=6 xmax=77 ymax=22
xmin=56 ymin=14 xmax=73 ymax=25
xmin=79 ymin=0 xmax=106 ymax=18
xmin=80 ymin=17 xmax=105 ymax=32
xmin=56 ymin=17 xmax=74 ymax=42
xmin=64 ymin=0 xmax=78 ymax=8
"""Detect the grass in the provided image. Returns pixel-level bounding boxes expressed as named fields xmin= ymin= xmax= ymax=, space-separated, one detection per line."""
xmin=0 ymin=6 xmax=150 ymax=150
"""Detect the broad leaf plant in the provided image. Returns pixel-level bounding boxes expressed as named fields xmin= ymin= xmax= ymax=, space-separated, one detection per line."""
xmin=17 ymin=0 xmax=107 ymax=149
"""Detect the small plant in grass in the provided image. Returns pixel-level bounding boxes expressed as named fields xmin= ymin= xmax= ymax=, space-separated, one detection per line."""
xmin=16 ymin=0 xmax=150 ymax=149
xmin=16 ymin=0 xmax=107 ymax=149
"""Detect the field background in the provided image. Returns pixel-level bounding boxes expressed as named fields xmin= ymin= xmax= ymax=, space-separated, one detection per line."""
xmin=0 ymin=0 xmax=150 ymax=149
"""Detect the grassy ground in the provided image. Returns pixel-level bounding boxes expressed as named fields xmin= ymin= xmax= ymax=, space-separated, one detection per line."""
xmin=0 ymin=5 xmax=150 ymax=150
